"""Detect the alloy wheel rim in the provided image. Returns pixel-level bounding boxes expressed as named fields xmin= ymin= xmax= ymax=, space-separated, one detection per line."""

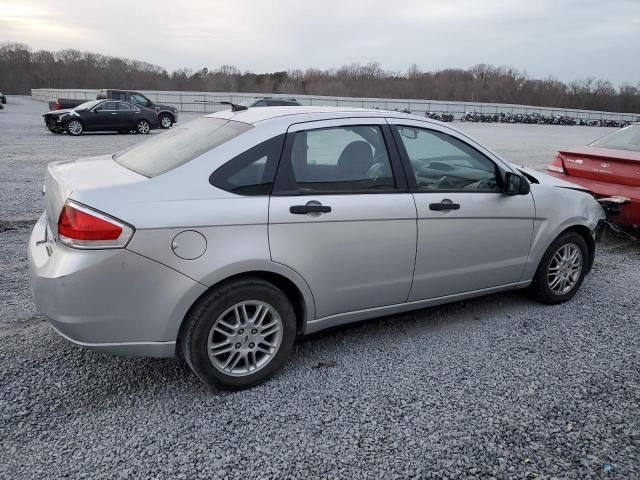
xmin=138 ymin=121 xmax=149 ymax=133
xmin=547 ymin=243 xmax=582 ymax=295
xmin=161 ymin=116 xmax=171 ymax=127
xmin=69 ymin=120 xmax=82 ymax=134
xmin=207 ymin=301 xmax=283 ymax=377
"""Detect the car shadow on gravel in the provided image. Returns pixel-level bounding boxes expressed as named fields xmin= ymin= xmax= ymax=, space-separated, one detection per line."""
xmin=298 ymin=289 xmax=528 ymax=346
xmin=14 ymin=288 xmax=530 ymax=404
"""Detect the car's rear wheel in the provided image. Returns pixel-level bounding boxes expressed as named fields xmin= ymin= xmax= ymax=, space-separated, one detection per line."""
xmin=159 ymin=113 xmax=173 ymax=129
xmin=136 ymin=119 xmax=150 ymax=134
xmin=66 ymin=119 xmax=83 ymax=136
xmin=182 ymin=278 xmax=296 ymax=390
xmin=530 ymin=231 xmax=588 ymax=304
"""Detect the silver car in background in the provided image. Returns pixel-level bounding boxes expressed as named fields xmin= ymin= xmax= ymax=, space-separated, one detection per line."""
xmin=29 ymin=107 xmax=606 ymax=389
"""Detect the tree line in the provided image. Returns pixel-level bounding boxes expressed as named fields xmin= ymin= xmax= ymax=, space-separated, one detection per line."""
xmin=2 ymin=41 xmax=639 ymax=113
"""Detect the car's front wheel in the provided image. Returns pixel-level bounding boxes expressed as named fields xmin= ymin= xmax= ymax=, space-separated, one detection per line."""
xmin=530 ymin=231 xmax=589 ymax=304
xmin=65 ymin=119 xmax=83 ymax=136
xmin=182 ymin=278 xmax=296 ymax=390
xmin=136 ymin=119 xmax=150 ymax=134
xmin=47 ymin=124 xmax=64 ymax=134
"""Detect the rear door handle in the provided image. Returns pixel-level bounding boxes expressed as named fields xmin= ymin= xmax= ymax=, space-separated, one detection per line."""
xmin=429 ymin=201 xmax=460 ymax=211
xmin=289 ymin=205 xmax=332 ymax=214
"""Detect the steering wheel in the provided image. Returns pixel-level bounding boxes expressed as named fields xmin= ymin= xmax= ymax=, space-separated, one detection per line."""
xmin=367 ymin=162 xmax=389 ymax=180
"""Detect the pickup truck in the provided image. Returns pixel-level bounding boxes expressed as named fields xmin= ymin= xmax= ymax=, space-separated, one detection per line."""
xmin=48 ymin=89 xmax=178 ymax=128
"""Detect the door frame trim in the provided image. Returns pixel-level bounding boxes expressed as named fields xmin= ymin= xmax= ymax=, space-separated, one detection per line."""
xmin=271 ymin=118 xmax=410 ymax=196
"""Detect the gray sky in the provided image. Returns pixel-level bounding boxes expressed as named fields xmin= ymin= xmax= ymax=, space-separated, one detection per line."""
xmin=1 ymin=0 xmax=638 ymax=84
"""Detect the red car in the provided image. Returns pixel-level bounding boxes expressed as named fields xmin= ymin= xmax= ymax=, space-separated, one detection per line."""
xmin=547 ymin=123 xmax=640 ymax=227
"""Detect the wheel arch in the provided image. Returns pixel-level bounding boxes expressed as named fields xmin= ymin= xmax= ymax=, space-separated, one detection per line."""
xmin=177 ymin=268 xmax=315 ymax=348
xmin=159 ymin=111 xmax=175 ymax=122
xmin=558 ymin=224 xmax=596 ymax=272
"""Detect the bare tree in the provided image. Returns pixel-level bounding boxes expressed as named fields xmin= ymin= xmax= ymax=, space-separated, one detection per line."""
xmin=1 ymin=41 xmax=638 ymax=113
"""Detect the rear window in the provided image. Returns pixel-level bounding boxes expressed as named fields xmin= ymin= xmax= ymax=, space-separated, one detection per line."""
xmin=590 ymin=125 xmax=640 ymax=152
xmin=114 ymin=118 xmax=252 ymax=177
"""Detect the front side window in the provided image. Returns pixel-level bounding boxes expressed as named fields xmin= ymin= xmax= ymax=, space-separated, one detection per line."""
xmin=210 ymin=135 xmax=285 ymax=195
xmin=394 ymin=126 xmax=500 ymax=192
xmin=288 ymin=125 xmax=395 ymax=193
xmin=114 ymin=118 xmax=252 ymax=177
xmin=96 ymin=101 xmax=118 ymax=111
xmin=130 ymin=93 xmax=152 ymax=107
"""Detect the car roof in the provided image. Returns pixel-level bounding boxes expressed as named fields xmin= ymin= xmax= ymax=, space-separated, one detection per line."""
xmin=205 ymin=106 xmax=421 ymax=125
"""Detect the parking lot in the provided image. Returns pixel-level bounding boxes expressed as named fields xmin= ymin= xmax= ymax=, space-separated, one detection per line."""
xmin=1 ymin=96 xmax=639 ymax=479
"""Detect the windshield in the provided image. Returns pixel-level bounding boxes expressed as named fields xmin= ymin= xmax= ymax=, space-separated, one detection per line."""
xmin=74 ymin=100 xmax=102 ymax=110
xmin=590 ymin=124 xmax=640 ymax=152
xmin=114 ymin=117 xmax=252 ymax=177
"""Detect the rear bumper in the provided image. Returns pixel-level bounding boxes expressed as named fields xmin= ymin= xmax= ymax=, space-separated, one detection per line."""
xmin=28 ymin=212 xmax=206 ymax=357
xmin=547 ymin=171 xmax=640 ymax=227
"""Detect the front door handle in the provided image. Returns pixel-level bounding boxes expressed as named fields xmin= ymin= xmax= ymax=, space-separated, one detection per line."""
xmin=429 ymin=201 xmax=460 ymax=211
xmin=290 ymin=204 xmax=332 ymax=215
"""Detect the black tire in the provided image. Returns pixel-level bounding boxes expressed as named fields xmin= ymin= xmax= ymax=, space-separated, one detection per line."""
xmin=47 ymin=124 xmax=63 ymax=134
xmin=159 ymin=113 xmax=173 ymax=129
xmin=136 ymin=119 xmax=150 ymax=134
xmin=65 ymin=119 xmax=83 ymax=136
xmin=529 ymin=231 xmax=589 ymax=304
xmin=181 ymin=278 xmax=296 ymax=390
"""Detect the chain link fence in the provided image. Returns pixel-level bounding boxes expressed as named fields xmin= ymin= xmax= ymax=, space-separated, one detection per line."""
xmin=31 ymin=88 xmax=640 ymax=122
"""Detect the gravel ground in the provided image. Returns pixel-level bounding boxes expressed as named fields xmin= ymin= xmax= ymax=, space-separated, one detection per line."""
xmin=1 ymin=97 xmax=639 ymax=479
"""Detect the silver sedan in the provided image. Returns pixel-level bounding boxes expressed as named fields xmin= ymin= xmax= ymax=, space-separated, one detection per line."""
xmin=29 ymin=106 xmax=607 ymax=389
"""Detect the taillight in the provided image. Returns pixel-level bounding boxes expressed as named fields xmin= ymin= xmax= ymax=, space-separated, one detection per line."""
xmin=55 ymin=101 xmax=61 ymax=110
xmin=57 ymin=200 xmax=134 ymax=249
xmin=547 ymin=154 xmax=566 ymax=174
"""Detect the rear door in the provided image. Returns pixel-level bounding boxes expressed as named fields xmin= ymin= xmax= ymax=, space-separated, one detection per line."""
xmin=388 ymin=119 xmax=535 ymax=300
xmin=268 ymin=118 xmax=417 ymax=319
xmin=116 ymin=102 xmax=141 ymax=129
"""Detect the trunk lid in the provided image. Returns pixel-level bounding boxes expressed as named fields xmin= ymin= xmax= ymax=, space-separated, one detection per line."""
xmin=559 ymin=146 xmax=640 ymax=187
xmin=45 ymin=155 xmax=146 ymax=238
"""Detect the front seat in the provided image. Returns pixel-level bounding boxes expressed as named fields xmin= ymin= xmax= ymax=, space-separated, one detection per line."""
xmin=336 ymin=141 xmax=374 ymax=181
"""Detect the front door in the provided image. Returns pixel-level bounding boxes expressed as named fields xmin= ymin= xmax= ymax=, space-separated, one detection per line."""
xmin=90 ymin=101 xmax=121 ymax=130
xmin=389 ymin=120 xmax=535 ymax=301
xmin=268 ymin=119 xmax=417 ymax=319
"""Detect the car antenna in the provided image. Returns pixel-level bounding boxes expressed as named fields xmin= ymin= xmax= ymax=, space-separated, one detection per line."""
xmin=219 ymin=101 xmax=248 ymax=112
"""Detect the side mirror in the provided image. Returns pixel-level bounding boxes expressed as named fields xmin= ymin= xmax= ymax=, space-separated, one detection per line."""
xmin=504 ymin=172 xmax=530 ymax=195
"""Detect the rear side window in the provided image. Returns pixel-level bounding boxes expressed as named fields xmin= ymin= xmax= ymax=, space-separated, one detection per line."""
xmin=114 ymin=118 xmax=252 ymax=177
xmin=210 ymin=135 xmax=285 ymax=195
xmin=117 ymin=102 xmax=139 ymax=111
